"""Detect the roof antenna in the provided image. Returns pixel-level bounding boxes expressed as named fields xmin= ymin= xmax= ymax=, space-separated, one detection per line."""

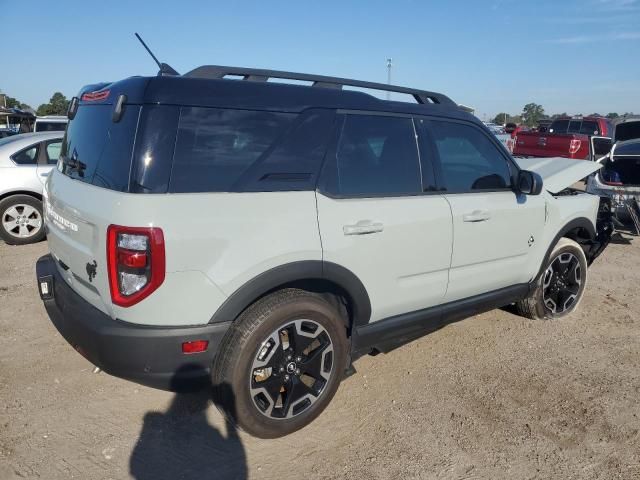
xmin=134 ymin=33 xmax=179 ymax=76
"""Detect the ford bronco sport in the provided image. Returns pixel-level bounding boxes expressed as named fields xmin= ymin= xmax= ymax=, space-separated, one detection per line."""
xmin=36 ymin=65 xmax=613 ymax=438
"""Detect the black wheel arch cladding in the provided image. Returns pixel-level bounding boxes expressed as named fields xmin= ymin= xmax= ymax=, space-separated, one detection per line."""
xmin=534 ymin=217 xmax=595 ymax=285
xmin=209 ymin=261 xmax=372 ymax=328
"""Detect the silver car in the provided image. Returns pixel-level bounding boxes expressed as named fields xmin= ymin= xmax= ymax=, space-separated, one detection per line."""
xmin=0 ymin=131 xmax=64 ymax=244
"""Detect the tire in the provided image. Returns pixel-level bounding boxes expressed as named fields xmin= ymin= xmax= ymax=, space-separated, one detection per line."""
xmin=211 ymin=288 xmax=348 ymax=438
xmin=0 ymin=195 xmax=45 ymax=245
xmin=516 ymin=237 xmax=588 ymax=320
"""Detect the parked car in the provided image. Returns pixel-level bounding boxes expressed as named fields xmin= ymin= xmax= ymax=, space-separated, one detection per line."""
xmin=36 ymin=65 xmax=612 ymax=438
xmin=34 ymin=115 xmax=68 ymax=133
xmin=587 ymin=117 xmax=640 ymax=220
xmin=513 ymin=116 xmax=613 ymax=160
xmin=0 ymin=129 xmax=17 ymax=139
xmin=0 ymin=132 xmax=63 ymax=244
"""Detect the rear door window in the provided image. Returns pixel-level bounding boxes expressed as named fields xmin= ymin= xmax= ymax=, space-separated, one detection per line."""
xmin=59 ymin=105 xmax=141 ymax=191
xmin=170 ymin=107 xmax=295 ymax=193
xmin=331 ymin=114 xmax=422 ymax=196
xmin=45 ymin=140 xmax=62 ymax=164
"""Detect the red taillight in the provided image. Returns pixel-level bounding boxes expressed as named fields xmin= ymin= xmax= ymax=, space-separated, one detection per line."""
xmin=569 ymin=139 xmax=582 ymax=155
xmin=107 ymin=225 xmax=165 ymax=307
xmin=81 ymin=90 xmax=110 ymax=102
xmin=182 ymin=340 xmax=209 ymax=354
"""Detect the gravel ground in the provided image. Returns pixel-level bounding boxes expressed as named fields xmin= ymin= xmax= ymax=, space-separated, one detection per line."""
xmin=1 ymin=233 xmax=639 ymax=480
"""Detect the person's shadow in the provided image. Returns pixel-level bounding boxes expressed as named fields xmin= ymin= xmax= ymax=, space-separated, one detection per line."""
xmin=130 ymin=369 xmax=247 ymax=480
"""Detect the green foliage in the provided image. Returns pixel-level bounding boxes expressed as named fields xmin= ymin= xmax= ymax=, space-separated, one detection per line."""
xmin=492 ymin=113 xmax=521 ymax=125
xmin=36 ymin=92 xmax=70 ymax=116
xmin=606 ymin=113 xmax=619 ymax=119
xmin=521 ymin=103 xmax=545 ymax=127
xmin=0 ymin=92 xmax=32 ymax=110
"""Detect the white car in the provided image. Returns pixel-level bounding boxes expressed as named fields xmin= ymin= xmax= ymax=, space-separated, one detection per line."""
xmin=0 ymin=132 xmax=63 ymax=244
xmin=34 ymin=116 xmax=68 ymax=133
xmin=36 ymin=66 xmax=613 ymax=438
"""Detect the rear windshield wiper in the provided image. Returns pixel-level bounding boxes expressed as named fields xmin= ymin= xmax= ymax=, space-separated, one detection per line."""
xmin=61 ymin=155 xmax=87 ymax=177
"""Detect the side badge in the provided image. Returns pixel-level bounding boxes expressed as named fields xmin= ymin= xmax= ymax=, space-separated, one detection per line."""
xmin=86 ymin=260 xmax=98 ymax=283
xmin=528 ymin=236 xmax=535 ymax=247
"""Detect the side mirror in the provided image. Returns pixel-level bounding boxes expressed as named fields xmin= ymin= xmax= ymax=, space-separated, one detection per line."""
xmin=591 ymin=136 xmax=613 ymax=158
xmin=518 ymin=170 xmax=543 ymax=195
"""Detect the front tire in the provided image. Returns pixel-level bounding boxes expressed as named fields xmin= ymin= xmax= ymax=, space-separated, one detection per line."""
xmin=516 ymin=237 xmax=588 ymax=320
xmin=211 ymin=289 xmax=348 ymax=438
xmin=0 ymin=195 xmax=45 ymax=245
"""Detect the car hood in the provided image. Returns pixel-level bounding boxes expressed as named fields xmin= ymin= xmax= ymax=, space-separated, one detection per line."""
xmin=514 ymin=157 xmax=601 ymax=194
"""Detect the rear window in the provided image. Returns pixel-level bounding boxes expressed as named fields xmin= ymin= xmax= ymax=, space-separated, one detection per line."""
xmin=169 ymin=107 xmax=296 ymax=193
xmin=616 ymin=122 xmax=640 ymax=142
xmin=580 ymin=121 xmax=599 ymax=135
xmin=567 ymin=120 xmax=582 ymax=134
xmin=35 ymin=121 xmax=67 ymax=132
xmin=59 ymin=105 xmax=140 ymax=191
xmin=550 ymin=120 xmax=569 ymax=134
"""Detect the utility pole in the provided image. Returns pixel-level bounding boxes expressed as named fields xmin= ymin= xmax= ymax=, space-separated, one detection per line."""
xmin=386 ymin=58 xmax=393 ymax=100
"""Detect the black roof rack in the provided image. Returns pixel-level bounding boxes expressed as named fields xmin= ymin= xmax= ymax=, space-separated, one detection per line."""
xmin=184 ymin=65 xmax=457 ymax=107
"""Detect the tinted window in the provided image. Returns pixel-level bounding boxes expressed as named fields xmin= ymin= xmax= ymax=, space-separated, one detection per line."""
xmin=170 ymin=107 xmax=295 ymax=193
xmin=11 ymin=144 xmax=39 ymax=165
xmin=60 ymin=105 xmax=140 ymax=191
xmin=580 ymin=121 xmax=599 ymax=135
xmin=334 ymin=115 xmax=421 ymax=196
xmin=35 ymin=121 xmax=67 ymax=132
xmin=567 ymin=120 xmax=582 ymax=133
xmin=237 ymin=109 xmax=335 ymax=192
xmin=46 ymin=140 xmax=62 ymax=164
xmin=430 ymin=120 xmax=512 ymax=192
xmin=550 ymin=120 xmax=569 ymax=134
xmin=615 ymin=122 xmax=640 ymax=142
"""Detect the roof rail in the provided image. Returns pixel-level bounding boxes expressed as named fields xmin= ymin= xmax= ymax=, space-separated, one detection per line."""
xmin=184 ymin=65 xmax=457 ymax=107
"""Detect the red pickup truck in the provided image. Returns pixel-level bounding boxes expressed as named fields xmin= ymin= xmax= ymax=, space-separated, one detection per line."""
xmin=512 ymin=117 xmax=613 ymax=159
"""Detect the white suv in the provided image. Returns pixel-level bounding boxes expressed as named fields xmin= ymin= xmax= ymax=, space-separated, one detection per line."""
xmin=36 ymin=66 xmax=613 ymax=438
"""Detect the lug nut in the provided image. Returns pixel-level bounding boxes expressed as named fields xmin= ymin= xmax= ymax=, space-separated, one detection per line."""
xmin=286 ymin=355 xmax=292 ymax=361
xmin=296 ymin=356 xmax=302 ymax=362
xmin=295 ymin=369 xmax=300 ymax=375
xmin=279 ymin=366 xmax=284 ymax=372
xmin=284 ymin=374 xmax=290 ymax=381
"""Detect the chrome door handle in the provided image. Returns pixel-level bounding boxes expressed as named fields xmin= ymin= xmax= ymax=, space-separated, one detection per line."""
xmin=343 ymin=221 xmax=384 ymax=235
xmin=462 ymin=210 xmax=491 ymax=222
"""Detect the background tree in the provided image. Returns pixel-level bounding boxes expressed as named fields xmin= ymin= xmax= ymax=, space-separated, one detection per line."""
xmin=606 ymin=113 xmax=619 ymax=119
xmin=0 ymin=91 xmax=32 ymax=110
xmin=521 ymin=103 xmax=545 ymax=127
xmin=492 ymin=112 xmax=510 ymax=125
xmin=550 ymin=112 xmax=568 ymax=119
xmin=36 ymin=92 xmax=70 ymax=116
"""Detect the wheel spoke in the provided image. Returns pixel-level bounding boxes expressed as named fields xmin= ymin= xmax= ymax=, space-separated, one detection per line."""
xmin=4 ymin=206 xmax=19 ymax=220
xmin=249 ymin=318 xmax=335 ymax=420
xmin=21 ymin=205 xmax=36 ymax=218
xmin=18 ymin=225 xmax=31 ymax=237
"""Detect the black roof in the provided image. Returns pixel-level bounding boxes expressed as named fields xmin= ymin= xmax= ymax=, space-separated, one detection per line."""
xmin=78 ymin=64 xmax=474 ymax=122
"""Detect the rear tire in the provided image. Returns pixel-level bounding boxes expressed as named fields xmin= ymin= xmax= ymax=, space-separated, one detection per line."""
xmin=211 ymin=288 xmax=348 ymax=438
xmin=0 ymin=195 xmax=45 ymax=245
xmin=516 ymin=237 xmax=588 ymax=320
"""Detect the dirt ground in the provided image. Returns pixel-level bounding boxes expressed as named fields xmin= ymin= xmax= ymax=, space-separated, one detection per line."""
xmin=1 ymin=232 xmax=639 ymax=480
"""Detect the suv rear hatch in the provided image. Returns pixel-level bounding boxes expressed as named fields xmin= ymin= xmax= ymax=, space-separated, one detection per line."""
xmin=45 ymin=80 xmax=146 ymax=316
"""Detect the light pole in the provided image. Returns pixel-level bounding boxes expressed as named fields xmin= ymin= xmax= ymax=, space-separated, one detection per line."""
xmin=386 ymin=58 xmax=393 ymax=100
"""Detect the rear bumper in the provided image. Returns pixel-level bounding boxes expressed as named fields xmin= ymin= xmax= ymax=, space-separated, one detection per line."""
xmin=36 ymin=254 xmax=231 ymax=391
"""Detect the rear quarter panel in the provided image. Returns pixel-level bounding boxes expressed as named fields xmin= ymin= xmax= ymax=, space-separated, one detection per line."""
xmin=45 ymin=169 xmax=321 ymax=326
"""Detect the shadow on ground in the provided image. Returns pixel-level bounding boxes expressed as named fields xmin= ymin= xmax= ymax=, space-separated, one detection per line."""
xmin=130 ymin=376 xmax=247 ymax=480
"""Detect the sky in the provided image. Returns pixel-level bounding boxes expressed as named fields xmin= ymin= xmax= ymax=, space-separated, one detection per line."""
xmin=2 ymin=0 xmax=639 ymax=120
